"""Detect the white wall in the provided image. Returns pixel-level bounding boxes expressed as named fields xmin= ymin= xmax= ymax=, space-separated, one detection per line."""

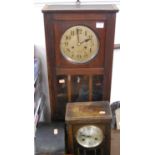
xmin=34 ymin=4 xmax=50 ymax=121
xmin=34 ymin=2 xmax=120 ymax=122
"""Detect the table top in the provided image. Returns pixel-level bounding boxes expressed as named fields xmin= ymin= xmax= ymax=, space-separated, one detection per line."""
xmin=65 ymin=101 xmax=112 ymax=123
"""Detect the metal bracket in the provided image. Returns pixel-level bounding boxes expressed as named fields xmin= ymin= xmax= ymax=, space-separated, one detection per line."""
xmin=76 ymin=0 xmax=81 ymax=5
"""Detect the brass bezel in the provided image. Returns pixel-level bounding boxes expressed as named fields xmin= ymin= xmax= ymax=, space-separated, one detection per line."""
xmin=75 ymin=125 xmax=104 ymax=148
xmin=60 ymin=25 xmax=99 ymax=64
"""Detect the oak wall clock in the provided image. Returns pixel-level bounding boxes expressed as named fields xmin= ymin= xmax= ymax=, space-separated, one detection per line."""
xmin=42 ymin=4 xmax=118 ymax=121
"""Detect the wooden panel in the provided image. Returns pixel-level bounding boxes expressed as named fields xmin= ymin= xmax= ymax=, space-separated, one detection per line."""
xmin=53 ymin=20 xmax=106 ymax=68
xmin=65 ymin=101 xmax=112 ymax=123
xmin=67 ymin=75 xmax=71 ymax=102
xmin=43 ymin=14 xmax=57 ymax=120
xmin=67 ymin=125 xmax=74 ymax=153
xmin=103 ymin=14 xmax=117 ymax=101
xmin=52 ymin=13 xmax=107 ymax=21
xmin=56 ymin=68 xmax=104 ymax=75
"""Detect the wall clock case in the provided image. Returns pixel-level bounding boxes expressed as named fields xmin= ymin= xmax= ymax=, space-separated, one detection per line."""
xmin=42 ymin=5 xmax=118 ymax=121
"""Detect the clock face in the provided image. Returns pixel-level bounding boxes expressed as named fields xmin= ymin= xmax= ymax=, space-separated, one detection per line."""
xmin=76 ymin=125 xmax=104 ymax=148
xmin=60 ymin=25 xmax=99 ymax=64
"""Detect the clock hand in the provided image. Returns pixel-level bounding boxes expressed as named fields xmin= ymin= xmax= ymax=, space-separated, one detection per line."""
xmin=80 ymin=38 xmax=91 ymax=44
xmin=76 ymin=28 xmax=80 ymax=43
xmin=81 ymin=134 xmax=91 ymax=138
xmin=83 ymin=135 xmax=91 ymax=138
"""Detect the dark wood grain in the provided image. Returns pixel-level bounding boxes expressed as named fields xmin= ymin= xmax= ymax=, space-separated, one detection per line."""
xmin=43 ymin=14 xmax=57 ymax=120
xmin=65 ymin=101 xmax=112 ymax=123
xmin=56 ymin=68 xmax=104 ymax=75
xmin=67 ymin=75 xmax=71 ymax=102
xmin=103 ymin=14 xmax=117 ymax=101
xmin=54 ymin=19 xmax=105 ymax=69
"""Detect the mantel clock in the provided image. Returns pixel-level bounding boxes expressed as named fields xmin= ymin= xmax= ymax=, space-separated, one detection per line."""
xmin=42 ymin=4 xmax=118 ymax=120
xmin=65 ymin=101 xmax=112 ymax=155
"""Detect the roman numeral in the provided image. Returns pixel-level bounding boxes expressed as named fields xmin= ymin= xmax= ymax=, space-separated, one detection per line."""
xmin=70 ymin=30 xmax=74 ymax=36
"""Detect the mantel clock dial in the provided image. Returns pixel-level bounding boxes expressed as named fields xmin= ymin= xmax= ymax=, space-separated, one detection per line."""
xmin=76 ymin=125 xmax=104 ymax=148
xmin=60 ymin=25 xmax=99 ymax=64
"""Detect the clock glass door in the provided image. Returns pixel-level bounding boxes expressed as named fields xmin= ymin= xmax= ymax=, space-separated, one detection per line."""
xmin=56 ymin=74 xmax=104 ymax=120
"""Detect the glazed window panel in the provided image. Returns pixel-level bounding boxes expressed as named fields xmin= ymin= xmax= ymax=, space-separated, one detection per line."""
xmin=56 ymin=75 xmax=68 ymax=120
xmin=71 ymin=75 xmax=89 ymax=102
xmin=57 ymin=75 xmax=68 ymax=97
xmin=56 ymin=74 xmax=103 ymax=103
xmin=92 ymin=75 xmax=104 ymax=101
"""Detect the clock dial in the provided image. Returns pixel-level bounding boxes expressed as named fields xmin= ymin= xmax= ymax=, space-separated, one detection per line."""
xmin=76 ymin=125 xmax=104 ymax=148
xmin=60 ymin=25 xmax=99 ymax=64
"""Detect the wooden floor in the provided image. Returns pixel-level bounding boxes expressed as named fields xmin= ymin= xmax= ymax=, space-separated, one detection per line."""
xmin=111 ymin=129 xmax=120 ymax=155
